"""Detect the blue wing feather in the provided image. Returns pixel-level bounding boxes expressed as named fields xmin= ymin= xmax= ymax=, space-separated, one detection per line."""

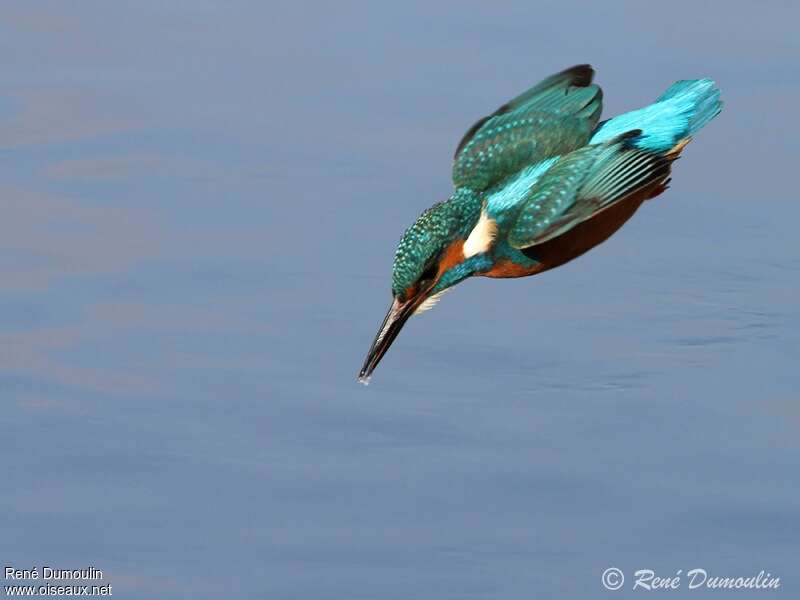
xmin=590 ymin=79 xmax=722 ymax=152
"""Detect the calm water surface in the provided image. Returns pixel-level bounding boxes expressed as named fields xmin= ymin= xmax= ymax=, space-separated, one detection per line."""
xmin=2 ymin=2 xmax=798 ymax=598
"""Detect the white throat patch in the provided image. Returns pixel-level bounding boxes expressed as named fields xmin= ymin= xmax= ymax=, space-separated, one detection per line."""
xmin=413 ymin=289 xmax=448 ymax=315
xmin=463 ymin=208 xmax=498 ymax=258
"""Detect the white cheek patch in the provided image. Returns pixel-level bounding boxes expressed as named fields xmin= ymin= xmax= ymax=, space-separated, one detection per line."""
xmin=463 ymin=208 xmax=498 ymax=258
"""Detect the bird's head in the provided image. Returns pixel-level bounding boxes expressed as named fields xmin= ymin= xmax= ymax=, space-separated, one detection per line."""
xmin=358 ymin=194 xmax=496 ymax=383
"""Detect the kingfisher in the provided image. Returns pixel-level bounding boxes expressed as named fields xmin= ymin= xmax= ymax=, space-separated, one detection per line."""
xmin=358 ymin=65 xmax=722 ymax=383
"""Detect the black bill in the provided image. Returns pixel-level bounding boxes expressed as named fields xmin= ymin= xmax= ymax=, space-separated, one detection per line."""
xmin=358 ymin=295 xmax=420 ymax=384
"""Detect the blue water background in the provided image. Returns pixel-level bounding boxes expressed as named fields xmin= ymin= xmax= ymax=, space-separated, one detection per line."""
xmin=1 ymin=2 xmax=798 ymax=598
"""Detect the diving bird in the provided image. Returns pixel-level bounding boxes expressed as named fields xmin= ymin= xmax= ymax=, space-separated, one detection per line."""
xmin=358 ymin=65 xmax=722 ymax=383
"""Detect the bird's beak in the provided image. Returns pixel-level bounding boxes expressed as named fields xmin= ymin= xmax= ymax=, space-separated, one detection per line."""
xmin=358 ymin=291 xmax=428 ymax=384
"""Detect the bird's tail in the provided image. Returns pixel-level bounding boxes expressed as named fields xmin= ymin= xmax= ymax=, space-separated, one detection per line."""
xmin=590 ymin=79 xmax=722 ymax=153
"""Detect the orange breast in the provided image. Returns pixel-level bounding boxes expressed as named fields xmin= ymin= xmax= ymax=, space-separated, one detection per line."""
xmin=482 ymin=179 xmax=666 ymax=280
xmin=484 ymin=260 xmax=544 ymax=279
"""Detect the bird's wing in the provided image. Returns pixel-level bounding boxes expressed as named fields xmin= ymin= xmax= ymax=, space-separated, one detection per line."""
xmin=453 ymin=65 xmax=602 ymax=192
xmin=507 ymin=131 xmax=672 ymax=249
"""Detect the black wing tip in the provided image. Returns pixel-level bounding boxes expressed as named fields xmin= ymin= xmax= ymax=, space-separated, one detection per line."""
xmin=560 ymin=64 xmax=595 ymax=87
xmin=453 ymin=64 xmax=595 ymax=160
xmin=610 ymin=129 xmax=644 ymax=147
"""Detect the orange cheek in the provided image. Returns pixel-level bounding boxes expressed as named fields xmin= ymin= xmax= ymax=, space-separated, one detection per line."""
xmin=437 ymin=240 xmax=466 ymax=277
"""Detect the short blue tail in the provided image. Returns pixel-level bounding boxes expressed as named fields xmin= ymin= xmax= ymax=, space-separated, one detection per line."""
xmin=590 ymin=79 xmax=722 ymax=153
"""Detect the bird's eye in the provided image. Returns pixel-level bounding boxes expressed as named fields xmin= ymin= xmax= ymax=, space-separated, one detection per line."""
xmin=419 ymin=263 xmax=438 ymax=285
